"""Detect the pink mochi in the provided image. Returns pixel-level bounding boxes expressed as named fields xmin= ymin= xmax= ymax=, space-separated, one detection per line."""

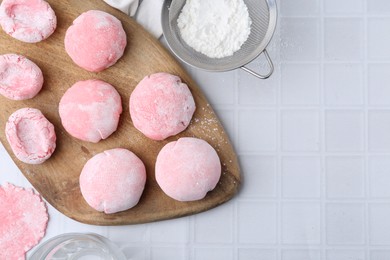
xmin=5 ymin=108 xmax=56 ymax=164
xmin=0 ymin=183 xmax=48 ymax=260
xmin=0 ymin=54 xmax=43 ymax=100
xmin=65 ymin=10 xmax=127 ymax=72
xmin=155 ymin=137 xmax=221 ymax=201
xmin=0 ymin=0 xmax=57 ymax=43
xmin=59 ymin=79 xmax=122 ymax=143
xmin=79 ymin=148 xmax=147 ymax=214
xmin=130 ymin=72 xmax=196 ymax=140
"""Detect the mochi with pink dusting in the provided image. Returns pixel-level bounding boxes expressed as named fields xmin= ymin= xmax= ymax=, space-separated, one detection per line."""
xmin=0 ymin=54 xmax=43 ymax=100
xmin=0 ymin=0 xmax=57 ymax=43
xmin=6 ymin=108 xmax=56 ymax=164
xmin=155 ymin=137 xmax=221 ymax=201
xmin=59 ymin=79 xmax=122 ymax=143
xmin=65 ymin=10 xmax=127 ymax=72
xmin=0 ymin=183 xmax=48 ymax=260
xmin=130 ymin=72 xmax=196 ymax=140
xmin=80 ymin=148 xmax=146 ymax=214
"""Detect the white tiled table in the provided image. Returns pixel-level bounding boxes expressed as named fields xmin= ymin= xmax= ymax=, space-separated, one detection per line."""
xmin=2 ymin=0 xmax=390 ymax=259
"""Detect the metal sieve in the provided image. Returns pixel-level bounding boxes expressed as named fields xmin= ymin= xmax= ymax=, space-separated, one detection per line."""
xmin=162 ymin=0 xmax=278 ymax=79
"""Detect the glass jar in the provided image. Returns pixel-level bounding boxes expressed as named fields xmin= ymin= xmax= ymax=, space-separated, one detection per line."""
xmin=29 ymin=233 xmax=126 ymax=260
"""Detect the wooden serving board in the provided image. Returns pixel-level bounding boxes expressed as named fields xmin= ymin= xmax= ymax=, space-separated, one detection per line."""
xmin=0 ymin=0 xmax=240 ymax=225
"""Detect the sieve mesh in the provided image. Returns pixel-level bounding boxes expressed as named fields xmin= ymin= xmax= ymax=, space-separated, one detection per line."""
xmin=162 ymin=0 xmax=277 ymax=72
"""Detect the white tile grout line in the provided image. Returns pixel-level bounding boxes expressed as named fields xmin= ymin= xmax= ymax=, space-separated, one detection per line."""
xmin=235 ymin=198 xmax=390 ymax=203
xmin=277 ymin=14 xmax=390 ymax=18
xmin=189 ymin=215 xmax=195 ymax=260
xmin=237 ymin=151 xmax=390 ymax=156
xmin=186 ymin=244 xmax=390 ymax=249
xmin=363 ymin=0 xmax=370 ymax=258
xmin=215 ymin=104 xmax=390 ymax=111
xmin=146 ymin=224 xmax=152 ymax=260
xmin=276 ymin=9 xmax=283 ymax=259
xmin=259 ymin=60 xmax=390 ymax=65
xmin=319 ymin=0 xmax=326 ymax=258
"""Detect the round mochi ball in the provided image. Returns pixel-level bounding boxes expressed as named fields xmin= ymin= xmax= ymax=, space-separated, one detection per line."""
xmin=130 ymin=72 xmax=196 ymax=140
xmin=65 ymin=10 xmax=127 ymax=72
xmin=0 ymin=54 xmax=43 ymax=100
xmin=0 ymin=0 xmax=57 ymax=43
xmin=6 ymin=107 xmax=56 ymax=164
xmin=155 ymin=137 xmax=221 ymax=201
xmin=59 ymin=79 xmax=122 ymax=143
xmin=80 ymin=148 xmax=147 ymax=214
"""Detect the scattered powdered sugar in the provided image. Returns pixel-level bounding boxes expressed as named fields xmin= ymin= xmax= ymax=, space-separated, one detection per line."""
xmin=177 ymin=0 xmax=252 ymax=58
xmin=188 ymin=104 xmax=236 ymax=179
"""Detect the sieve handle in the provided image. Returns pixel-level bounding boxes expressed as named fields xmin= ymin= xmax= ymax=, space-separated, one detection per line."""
xmin=240 ymin=49 xmax=274 ymax=79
